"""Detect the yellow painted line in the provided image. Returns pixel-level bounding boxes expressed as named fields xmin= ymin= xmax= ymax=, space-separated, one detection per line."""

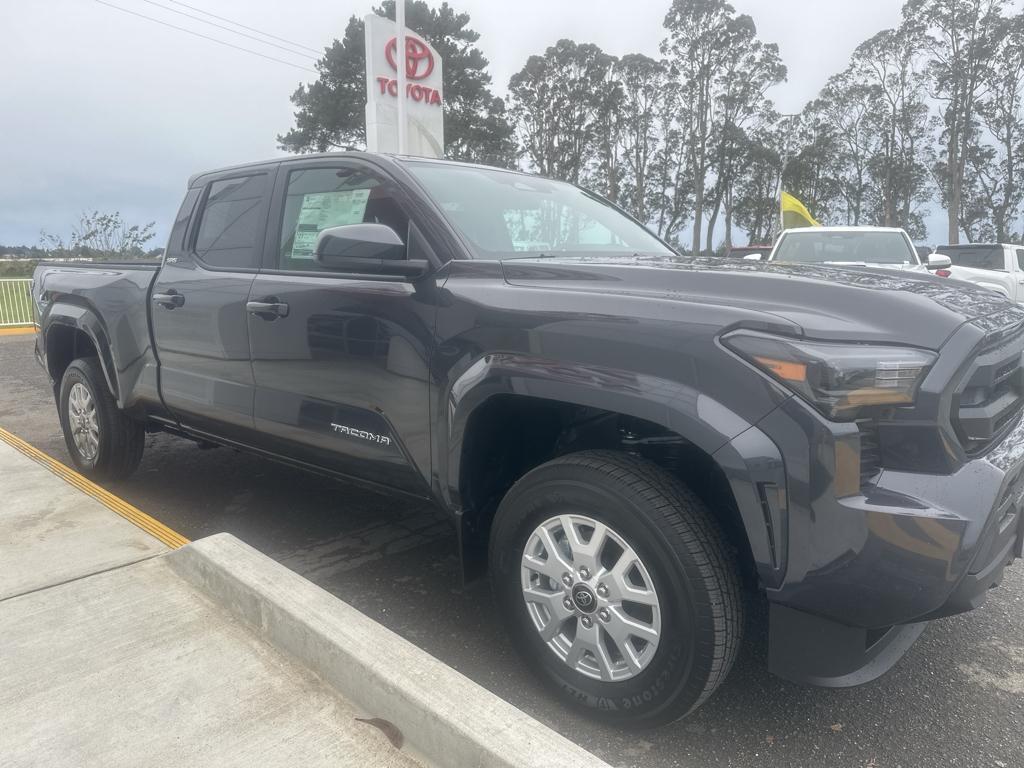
xmin=0 ymin=326 xmax=36 ymax=337
xmin=0 ymin=426 xmax=189 ymax=549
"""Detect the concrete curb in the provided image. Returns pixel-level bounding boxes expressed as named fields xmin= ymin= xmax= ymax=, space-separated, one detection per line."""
xmin=167 ymin=533 xmax=612 ymax=768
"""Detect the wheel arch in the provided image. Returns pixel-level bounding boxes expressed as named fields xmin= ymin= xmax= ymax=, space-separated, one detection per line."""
xmin=444 ymin=354 xmax=780 ymax=584
xmin=44 ymin=303 xmax=118 ymax=400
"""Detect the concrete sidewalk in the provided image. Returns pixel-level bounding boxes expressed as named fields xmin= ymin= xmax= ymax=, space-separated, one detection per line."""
xmin=0 ymin=438 xmax=421 ymax=767
xmin=0 ymin=434 xmax=610 ymax=768
xmin=0 ymin=438 xmax=171 ymax=601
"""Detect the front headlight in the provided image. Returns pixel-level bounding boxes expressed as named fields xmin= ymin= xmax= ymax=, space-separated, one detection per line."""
xmin=722 ymin=331 xmax=937 ymax=421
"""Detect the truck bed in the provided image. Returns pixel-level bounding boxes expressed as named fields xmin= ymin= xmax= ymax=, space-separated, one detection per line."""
xmin=33 ymin=261 xmax=161 ymax=412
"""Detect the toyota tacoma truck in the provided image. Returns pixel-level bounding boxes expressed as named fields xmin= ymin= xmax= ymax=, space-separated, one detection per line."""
xmin=32 ymin=153 xmax=1024 ymax=727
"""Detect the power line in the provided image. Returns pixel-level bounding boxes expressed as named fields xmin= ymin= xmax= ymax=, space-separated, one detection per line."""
xmin=135 ymin=0 xmax=318 ymax=59
xmin=166 ymin=0 xmax=322 ymax=55
xmin=93 ymin=0 xmax=318 ymax=74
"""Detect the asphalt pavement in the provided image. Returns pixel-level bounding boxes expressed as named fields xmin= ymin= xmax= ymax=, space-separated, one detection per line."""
xmin=2 ymin=332 xmax=1022 ymax=768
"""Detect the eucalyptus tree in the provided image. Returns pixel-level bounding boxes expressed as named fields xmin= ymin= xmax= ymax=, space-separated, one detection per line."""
xmin=615 ymin=54 xmax=672 ymax=224
xmin=662 ymin=0 xmax=739 ymax=254
xmin=648 ymin=76 xmax=695 ymax=246
xmin=700 ymin=16 xmax=785 ymax=250
xmin=903 ymin=0 xmax=1008 ymax=243
xmin=508 ymin=40 xmax=619 ymax=185
xmin=853 ymin=28 xmax=934 ymax=236
xmin=971 ymin=12 xmax=1024 ymax=241
xmin=807 ymin=71 xmax=877 ymax=226
xmin=733 ymin=115 xmax=785 ymax=244
xmin=781 ymin=114 xmax=847 ymax=226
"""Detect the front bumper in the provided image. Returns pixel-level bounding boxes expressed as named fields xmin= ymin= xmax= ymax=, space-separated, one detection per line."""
xmin=717 ymin=393 xmax=1024 ymax=686
xmin=754 ymin=393 xmax=1024 ymax=628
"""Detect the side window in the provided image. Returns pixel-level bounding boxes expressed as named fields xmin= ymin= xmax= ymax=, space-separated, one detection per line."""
xmin=1016 ymin=249 xmax=1024 ymax=271
xmin=164 ymin=188 xmax=200 ymax=263
xmin=193 ymin=175 xmax=267 ymax=268
xmin=277 ymin=167 xmax=410 ymax=271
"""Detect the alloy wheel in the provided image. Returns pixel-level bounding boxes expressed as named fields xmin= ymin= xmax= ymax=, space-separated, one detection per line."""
xmin=520 ymin=514 xmax=662 ymax=682
xmin=68 ymin=382 xmax=99 ymax=462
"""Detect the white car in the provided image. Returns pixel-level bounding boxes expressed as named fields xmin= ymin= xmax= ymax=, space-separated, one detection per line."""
xmin=934 ymin=244 xmax=1024 ymax=301
xmin=764 ymin=226 xmax=935 ymax=272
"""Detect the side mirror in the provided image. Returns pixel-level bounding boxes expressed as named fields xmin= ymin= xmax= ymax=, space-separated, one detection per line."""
xmin=314 ymin=223 xmax=430 ymax=279
xmin=927 ymin=254 xmax=952 ymax=270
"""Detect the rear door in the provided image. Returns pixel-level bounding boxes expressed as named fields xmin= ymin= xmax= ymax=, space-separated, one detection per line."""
xmin=245 ymin=158 xmax=438 ymax=496
xmin=151 ymin=166 xmax=276 ymax=442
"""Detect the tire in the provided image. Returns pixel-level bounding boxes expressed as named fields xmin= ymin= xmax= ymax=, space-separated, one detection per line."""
xmin=58 ymin=357 xmax=144 ymax=481
xmin=489 ymin=450 xmax=742 ymax=728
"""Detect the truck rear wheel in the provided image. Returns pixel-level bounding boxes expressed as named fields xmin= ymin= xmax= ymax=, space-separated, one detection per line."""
xmin=58 ymin=357 xmax=144 ymax=481
xmin=489 ymin=450 xmax=742 ymax=728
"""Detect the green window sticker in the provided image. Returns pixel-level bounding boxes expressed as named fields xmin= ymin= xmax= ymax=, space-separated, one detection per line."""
xmin=290 ymin=189 xmax=371 ymax=260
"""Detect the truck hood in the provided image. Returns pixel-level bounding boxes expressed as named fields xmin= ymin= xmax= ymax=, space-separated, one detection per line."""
xmin=501 ymin=255 xmax=1024 ymax=350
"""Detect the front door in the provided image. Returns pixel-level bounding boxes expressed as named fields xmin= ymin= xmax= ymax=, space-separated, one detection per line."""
xmin=246 ymin=159 xmax=437 ymax=496
xmin=150 ymin=168 xmax=275 ymax=442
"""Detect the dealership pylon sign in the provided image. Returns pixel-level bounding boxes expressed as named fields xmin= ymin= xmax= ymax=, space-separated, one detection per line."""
xmin=364 ymin=14 xmax=444 ymax=158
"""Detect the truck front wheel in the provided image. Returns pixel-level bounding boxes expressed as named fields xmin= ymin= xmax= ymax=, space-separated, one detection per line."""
xmin=489 ymin=450 xmax=743 ymax=728
xmin=58 ymin=358 xmax=144 ymax=481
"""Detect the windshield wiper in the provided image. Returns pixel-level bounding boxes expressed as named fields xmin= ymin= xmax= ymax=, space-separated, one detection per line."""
xmin=502 ymin=252 xmax=560 ymax=260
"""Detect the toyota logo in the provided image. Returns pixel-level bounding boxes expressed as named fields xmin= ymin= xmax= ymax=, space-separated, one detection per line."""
xmin=571 ymin=584 xmax=597 ymax=613
xmin=385 ymin=36 xmax=434 ymax=81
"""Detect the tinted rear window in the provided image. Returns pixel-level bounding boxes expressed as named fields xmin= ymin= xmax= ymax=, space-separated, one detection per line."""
xmin=937 ymin=246 xmax=1004 ymax=271
xmin=194 ymin=175 xmax=268 ymax=268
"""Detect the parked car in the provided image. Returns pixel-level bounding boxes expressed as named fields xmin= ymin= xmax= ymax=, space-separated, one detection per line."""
xmin=725 ymin=244 xmax=772 ymax=260
xmin=933 ymin=244 xmax=1024 ymax=299
xmin=767 ymin=226 xmax=933 ymax=272
xmin=33 ymin=153 xmax=1024 ymax=727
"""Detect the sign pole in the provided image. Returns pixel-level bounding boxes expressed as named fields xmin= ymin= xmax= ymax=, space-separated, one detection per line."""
xmin=396 ymin=0 xmax=407 ymax=155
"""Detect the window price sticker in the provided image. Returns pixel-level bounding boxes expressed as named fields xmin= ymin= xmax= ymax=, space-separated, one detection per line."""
xmin=291 ymin=189 xmax=371 ymax=259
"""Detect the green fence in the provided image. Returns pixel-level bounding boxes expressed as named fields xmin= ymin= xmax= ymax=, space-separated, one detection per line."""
xmin=0 ymin=279 xmax=35 ymax=327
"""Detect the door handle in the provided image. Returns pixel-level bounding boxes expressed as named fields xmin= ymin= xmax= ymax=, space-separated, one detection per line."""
xmin=246 ymin=299 xmax=290 ymax=319
xmin=151 ymin=291 xmax=185 ymax=309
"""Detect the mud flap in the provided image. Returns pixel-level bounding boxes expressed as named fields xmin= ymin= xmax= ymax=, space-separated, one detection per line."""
xmin=769 ymin=603 xmax=927 ymax=687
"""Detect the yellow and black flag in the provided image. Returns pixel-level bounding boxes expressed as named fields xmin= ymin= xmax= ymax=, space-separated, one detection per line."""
xmin=781 ymin=192 xmax=820 ymax=230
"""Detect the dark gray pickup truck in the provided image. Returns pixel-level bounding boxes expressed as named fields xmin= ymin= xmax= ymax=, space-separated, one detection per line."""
xmin=33 ymin=153 xmax=1024 ymax=726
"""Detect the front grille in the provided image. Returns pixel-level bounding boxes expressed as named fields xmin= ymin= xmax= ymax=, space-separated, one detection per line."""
xmin=858 ymin=419 xmax=881 ymax=484
xmin=954 ymin=329 xmax=1024 ymax=455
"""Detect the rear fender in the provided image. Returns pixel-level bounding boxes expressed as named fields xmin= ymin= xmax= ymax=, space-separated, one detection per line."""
xmin=44 ymin=302 xmax=118 ymax=399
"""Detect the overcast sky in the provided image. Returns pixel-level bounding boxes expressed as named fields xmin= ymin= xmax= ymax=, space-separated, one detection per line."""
xmin=2 ymin=0 xmax=926 ymax=247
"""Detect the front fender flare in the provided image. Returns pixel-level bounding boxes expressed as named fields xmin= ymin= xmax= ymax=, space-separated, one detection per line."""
xmin=443 ymin=353 xmax=792 ymax=586
xmin=444 ymin=352 xmax=756 ymax=502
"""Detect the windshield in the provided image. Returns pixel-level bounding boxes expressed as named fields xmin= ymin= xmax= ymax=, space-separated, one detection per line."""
xmin=773 ymin=231 xmax=916 ymax=265
xmin=936 ymin=245 xmax=1004 ymax=271
xmin=405 ymin=162 xmax=674 ymax=259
